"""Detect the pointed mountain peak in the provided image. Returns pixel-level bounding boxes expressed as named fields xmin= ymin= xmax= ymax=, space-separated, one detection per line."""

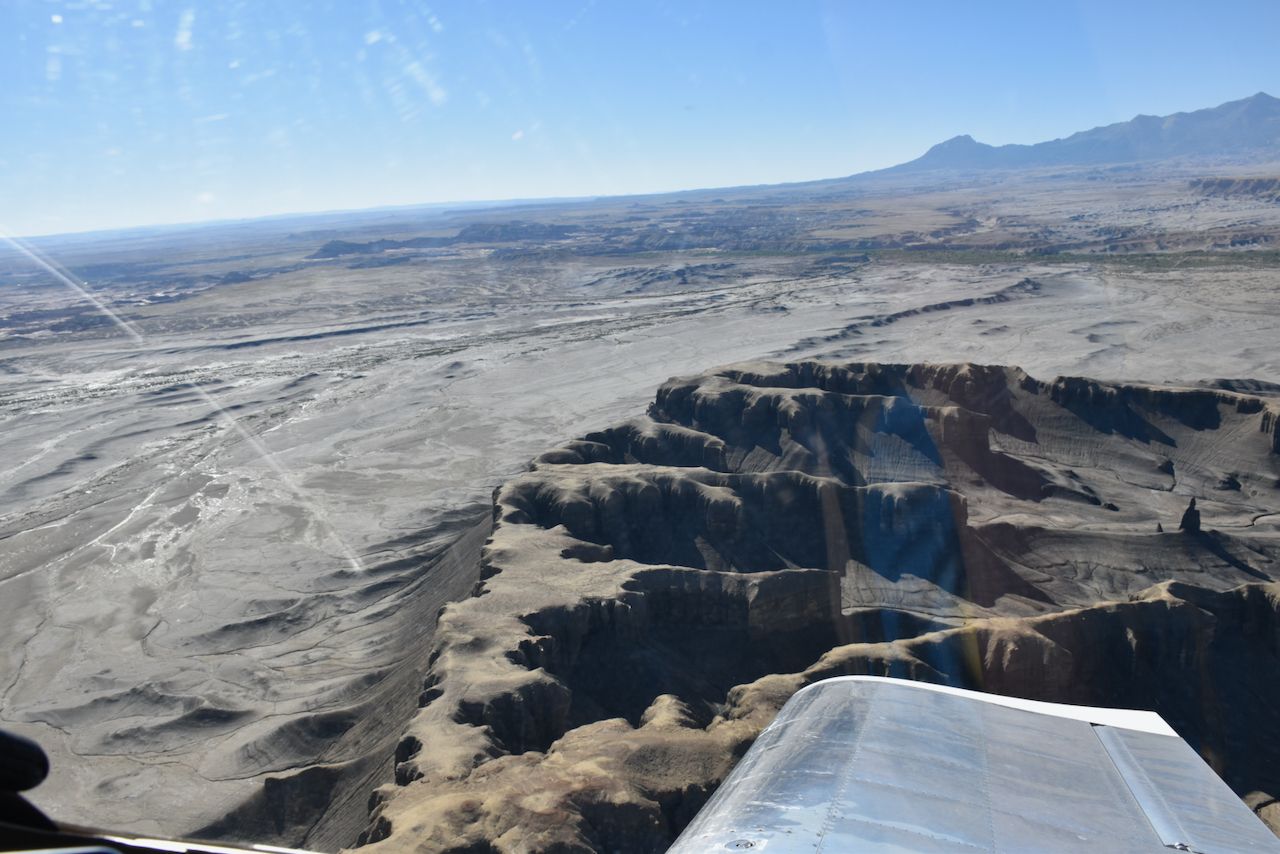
xmin=905 ymin=134 xmax=999 ymax=170
xmin=934 ymin=134 xmax=981 ymax=147
xmin=895 ymin=92 xmax=1280 ymax=173
xmin=920 ymin=134 xmax=991 ymax=157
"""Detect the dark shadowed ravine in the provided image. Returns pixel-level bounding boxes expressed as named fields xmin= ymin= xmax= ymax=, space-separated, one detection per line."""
xmin=351 ymin=361 xmax=1280 ymax=853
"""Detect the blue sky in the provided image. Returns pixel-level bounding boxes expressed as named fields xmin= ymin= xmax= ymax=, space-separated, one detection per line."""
xmin=2 ymin=0 xmax=1278 ymax=236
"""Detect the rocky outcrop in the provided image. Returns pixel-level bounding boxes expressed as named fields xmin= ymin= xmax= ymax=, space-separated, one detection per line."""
xmin=1192 ymin=176 xmax=1280 ymax=202
xmin=355 ymin=361 xmax=1280 ymax=853
xmin=1180 ymin=497 xmax=1202 ymax=533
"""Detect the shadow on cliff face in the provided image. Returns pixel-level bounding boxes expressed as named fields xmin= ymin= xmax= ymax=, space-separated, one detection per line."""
xmin=648 ymin=368 xmax=1055 ymax=501
xmin=521 ymin=567 xmax=842 ymax=731
xmin=360 ymin=361 xmax=1280 ymax=853
xmin=508 ymin=468 xmax=973 ymax=585
xmin=803 ymin=581 xmax=1280 ymax=805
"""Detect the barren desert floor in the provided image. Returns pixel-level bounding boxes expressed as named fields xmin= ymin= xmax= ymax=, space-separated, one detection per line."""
xmin=3 ymin=165 xmax=1280 ymax=848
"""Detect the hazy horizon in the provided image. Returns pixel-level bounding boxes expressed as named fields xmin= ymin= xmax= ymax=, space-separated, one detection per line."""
xmin=4 ymin=0 xmax=1279 ymax=236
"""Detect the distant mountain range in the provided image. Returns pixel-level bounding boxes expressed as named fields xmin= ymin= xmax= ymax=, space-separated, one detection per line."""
xmin=895 ymin=92 xmax=1280 ymax=171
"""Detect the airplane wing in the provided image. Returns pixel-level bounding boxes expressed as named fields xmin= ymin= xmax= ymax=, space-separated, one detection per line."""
xmin=670 ymin=676 xmax=1280 ymax=853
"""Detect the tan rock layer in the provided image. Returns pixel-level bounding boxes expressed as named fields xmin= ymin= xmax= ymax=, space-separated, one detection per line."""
xmin=354 ymin=361 xmax=1280 ymax=853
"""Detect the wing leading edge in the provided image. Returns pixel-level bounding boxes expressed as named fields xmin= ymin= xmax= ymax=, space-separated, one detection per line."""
xmin=670 ymin=676 xmax=1279 ymax=853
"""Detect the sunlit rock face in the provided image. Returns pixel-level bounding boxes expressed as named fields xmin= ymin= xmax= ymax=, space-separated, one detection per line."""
xmin=357 ymin=361 xmax=1280 ymax=853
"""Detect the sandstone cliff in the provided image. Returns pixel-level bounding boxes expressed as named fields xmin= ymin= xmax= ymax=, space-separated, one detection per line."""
xmin=356 ymin=362 xmax=1280 ymax=853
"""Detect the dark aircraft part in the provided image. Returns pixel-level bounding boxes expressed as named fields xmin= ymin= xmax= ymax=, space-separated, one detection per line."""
xmin=0 ymin=728 xmax=315 ymax=854
xmin=0 ymin=730 xmax=48 ymax=793
xmin=1 ymin=729 xmax=57 ymax=835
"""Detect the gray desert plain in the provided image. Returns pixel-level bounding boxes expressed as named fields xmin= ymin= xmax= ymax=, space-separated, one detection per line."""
xmin=3 ymin=93 xmax=1280 ymax=851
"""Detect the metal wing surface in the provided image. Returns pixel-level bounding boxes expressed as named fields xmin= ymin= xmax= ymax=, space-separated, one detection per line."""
xmin=670 ymin=677 xmax=1279 ymax=853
